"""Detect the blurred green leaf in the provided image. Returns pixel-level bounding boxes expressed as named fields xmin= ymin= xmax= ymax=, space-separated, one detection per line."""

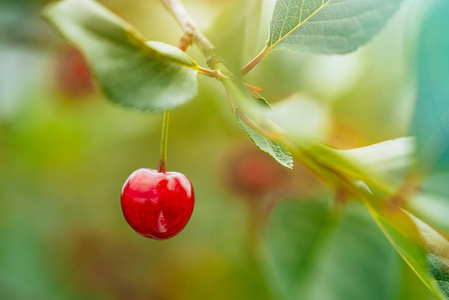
xmin=411 ymin=193 xmax=449 ymax=233
xmin=223 ymin=78 xmax=328 ymax=143
xmin=336 ymin=137 xmax=415 ymax=189
xmin=222 ymin=78 xmax=330 ymax=168
xmin=300 ymin=144 xmax=398 ymax=195
xmin=264 ymin=200 xmax=398 ymax=300
xmin=410 ymin=173 xmax=449 ymax=231
xmin=236 ymin=114 xmax=293 ymax=169
xmin=338 ymin=137 xmax=414 ymax=178
xmin=222 ymin=77 xmax=401 ymax=193
xmin=399 ymin=3 xmax=449 ymax=294
xmin=410 ymin=0 xmax=449 ymax=172
xmin=267 ymin=96 xmax=329 ymax=143
xmin=43 ymin=0 xmax=198 ymax=112
xmin=363 ymin=198 xmax=449 ymax=299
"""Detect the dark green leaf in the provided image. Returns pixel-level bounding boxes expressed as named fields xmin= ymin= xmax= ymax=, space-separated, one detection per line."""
xmin=43 ymin=0 xmax=198 ymax=112
xmin=265 ymin=0 xmax=403 ymax=55
xmin=237 ymin=114 xmax=293 ymax=169
xmin=264 ymin=199 xmax=399 ymax=300
xmin=258 ymin=97 xmax=270 ymax=106
xmin=428 ymin=254 xmax=449 ymax=293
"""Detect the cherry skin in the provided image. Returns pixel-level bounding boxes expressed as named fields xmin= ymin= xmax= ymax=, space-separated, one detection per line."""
xmin=121 ymin=168 xmax=194 ymax=240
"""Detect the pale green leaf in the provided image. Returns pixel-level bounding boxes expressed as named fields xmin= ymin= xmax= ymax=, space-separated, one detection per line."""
xmin=43 ymin=0 xmax=198 ymax=112
xmin=336 ymin=137 xmax=415 ymax=188
xmin=411 ymin=193 xmax=449 ymax=233
xmin=266 ymin=0 xmax=403 ymax=54
xmin=264 ymin=199 xmax=399 ymax=300
xmin=410 ymin=173 xmax=449 ymax=232
xmin=338 ymin=137 xmax=415 ymax=176
xmin=301 ymin=144 xmax=398 ymax=195
xmin=237 ymin=114 xmax=293 ymax=169
xmin=267 ymin=95 xmax=329 ymax=143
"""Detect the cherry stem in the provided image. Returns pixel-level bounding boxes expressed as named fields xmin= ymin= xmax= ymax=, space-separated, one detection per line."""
xmin=158 ymin=110 xmax=170 ymax=173
xmin=241 ymin=48 xmax=269 ymax=76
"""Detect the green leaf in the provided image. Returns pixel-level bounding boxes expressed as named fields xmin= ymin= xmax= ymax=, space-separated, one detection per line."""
xmin=363 ymin=198 xmax=449 ymax=299
xmin=222 ymin=78 xmax=408 ymax=195
xmin=428 ymin=254 xmax=449 ymax=294
xmin=412 ymin=193 xmax=449 ymax=233
xmin=222 ymin=78 xmax=329 ymax=168
xmin=43 ymin=0 xmax=198 ymax=112
xmin=237 ymin=114 xmax=293 ymax=169
xmin=338 ymin=137 xmax=414 ymax=177
xmin=266 ymin=0 xmax=403 ymax=55
xmin=300 ymin=144 xmax=398 ymax=195
xmin=410 ymin=0 xmax=449 ymax=172
xmin=335 ymin=137 xmax=415 ymax=190
xmin=410 ymin=173 xmax=449 ymax=232
xmin=223 ymin=78 xmax=328 ymax=142
xmin=264 ymin=199 xmax=399 ymax=300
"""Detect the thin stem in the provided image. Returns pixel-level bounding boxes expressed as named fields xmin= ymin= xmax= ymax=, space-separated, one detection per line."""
xmin=196 ymin=66 xmax=217 ymax=78
xmin=244 ymin=83 xmax=262 ymax=98
xmin=244 ymin=83 xmax=263 ymax=93
xmin=241 ymin=48 xmax=269 ymax=76
xmin=225 ymin=90 xmax=235 ymax=114
xmin=158 ymin=110 xmax=170 ymax=173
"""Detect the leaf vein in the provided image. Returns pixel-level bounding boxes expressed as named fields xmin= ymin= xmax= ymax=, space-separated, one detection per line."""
xmin=269 ymin=0 xmax=333 ymax=50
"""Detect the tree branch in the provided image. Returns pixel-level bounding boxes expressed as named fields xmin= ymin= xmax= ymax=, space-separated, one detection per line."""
xmin=160 ymin=0 xmax=219 ymax=68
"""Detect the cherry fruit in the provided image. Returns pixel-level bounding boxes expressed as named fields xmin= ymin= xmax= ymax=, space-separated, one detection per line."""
xmin=54 ymin=45 xmax=94 ymax=98
xmin=121 ymin=168 xmax=194 ymax=240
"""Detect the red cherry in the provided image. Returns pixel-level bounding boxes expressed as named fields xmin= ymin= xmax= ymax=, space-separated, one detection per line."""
xmin=121 ymin=168 xmax=194 ymax=240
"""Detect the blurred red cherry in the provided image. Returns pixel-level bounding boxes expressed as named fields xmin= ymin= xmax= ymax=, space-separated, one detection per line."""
xmin=222 ymin=143 xmax=322 ymax=199
xmin=54 ymin=45 xmax=95 ymax=98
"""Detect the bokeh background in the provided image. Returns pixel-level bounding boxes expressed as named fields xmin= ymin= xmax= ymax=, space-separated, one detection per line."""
xmin=0 ymin=0 xmax=443 ymax=299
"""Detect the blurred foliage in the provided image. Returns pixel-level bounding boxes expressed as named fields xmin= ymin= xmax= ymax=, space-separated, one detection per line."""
xmin=0 ymin=0 xmax=445 ymax=299
xmin=264 ymin=199 xmax=399 ymax=300
xmin=410 ymin=0 xmax=449 ymax=172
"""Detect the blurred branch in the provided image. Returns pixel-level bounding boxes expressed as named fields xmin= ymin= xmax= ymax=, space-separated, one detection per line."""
xmin=160 ymin=0 xmax=219 ymax=67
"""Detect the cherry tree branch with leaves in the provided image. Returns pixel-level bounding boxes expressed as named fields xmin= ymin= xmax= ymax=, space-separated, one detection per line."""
xmin=42 ymin=0 xmax=449 ymax=298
